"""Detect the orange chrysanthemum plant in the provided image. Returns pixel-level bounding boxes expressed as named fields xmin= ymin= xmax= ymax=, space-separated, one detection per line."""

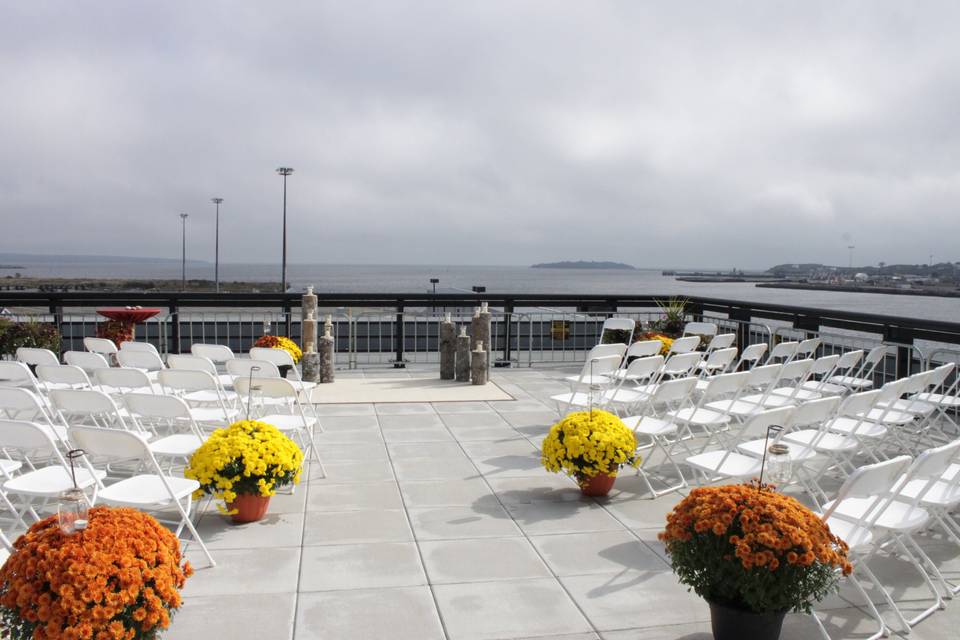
xmin=253 ymin=335 xmax=302 ymax=364
xmin=0 ymin=507 xmax=192 ymax=640
xmin=658 ymin=482 xmax=852 ymax=614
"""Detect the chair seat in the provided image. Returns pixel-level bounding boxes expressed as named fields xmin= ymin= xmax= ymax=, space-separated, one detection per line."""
xmin=771 ymin=387 xmax=821 ymax=401
xmin=822 ymin=497 xmax=929 ymax=533
xmin=183 ymin=389 xmax=239 ymax=404
xmin=601 ymin=388 xmax=649 ymax=405
xmin=607 ymin=370 xmax=654 ymax=383
xmin=821 ymin=515 xmax=873 ymax=550
xmin=4 ymin=465 xmax=105 ymax=497
xmin=799 ymin=380 xmax=849 ymax=396
xmin=623 ymin=415 xmax=676 ymax=436
xmin=685 ymin=450 xmax=762 ymax=477
xmin=188 ymin=406 xmax=239 ymax=424
xmin=782 ymin=429 xmax=860 ymax=452
xmin=827 ymin=375 xmax=874 ymax=390
xmin=737 ymin=438 xmax=819 ymax=462
xmin=704 ymin=398 xmax=763 ymax=417
xmin=825 ymin=417 xmax=887 ymax=439
xmin=859 ymin=407 xmax=915 ymax=425
xmin=740 ymin=392 xmax=796 ymax=408
xmin=99 ymin=474 xmax=199 ymax=506
xmin=668 ymin=407 xmax=731 ymax=427
xmin=150 ymin=434 xmax=205 ymax=457
xmin=897 ymin=478 xmax=960 ymax=508
xmin=877 ymin=398 xmax=936 ymax=416
xmin=259 ymin=414 xmax=318 ymax=430
xmin=0 ymin=458 xmax=23 ymax=476
xmin=290 ymin=380 xmax=317 ymax=392
xmin=912 ymin=392 xmax=960 ymax=408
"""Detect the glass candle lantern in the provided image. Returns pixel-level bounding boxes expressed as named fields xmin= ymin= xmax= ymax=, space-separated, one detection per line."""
xmin=766 ymin=443 xmax=792 ymax=485
xmin=58 ymin=487 xmax=89 ymax=535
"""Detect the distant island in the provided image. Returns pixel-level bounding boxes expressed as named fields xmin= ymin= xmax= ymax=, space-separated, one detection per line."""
xmin=531 ymin=261 xmax=636 ymax=270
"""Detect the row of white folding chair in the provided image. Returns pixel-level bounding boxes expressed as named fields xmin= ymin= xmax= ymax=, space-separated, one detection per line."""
xmin=0 ymin=417 xmax=216 ymax=568
xmin=913 ymin=363 xmax=960 ymax=432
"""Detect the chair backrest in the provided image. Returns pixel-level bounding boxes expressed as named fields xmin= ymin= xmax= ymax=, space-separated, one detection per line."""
xmin=740 ymin=406 xmax=794 ymax=438
xmin=94 ymin=367 xmax=154 ymax=392
xmin=83 ymin=337 xmax=118 ymax=355
xmin=797 ymin=338 xmax=821 ymax=358
xmin=703 ymin=347 xmax=738 ymax=371
xmin=838 ymin=389 xmax=882 ymax=417
xmin=226 ymin=358 xmax=281 ymax=379
xmin=158 ymin=369 xmax=218 ymax=392
xmin=776 ymin=358 xmax=814 ymax=383
xmin=0 ymin=361 xmax=40 ymax=387
xmin=700 ymin=371 xmax=749 ymax=399
xmin=599 ymin=317 xmax=635 ymax=344
xmin=668 ymin=336 xmax=701 ymax=355
xmin=574 ymin=354 xmax=622 ymax=381
xmin=625 ymin=340 xmax=662 ymax=359
xmin=924 ymin=363 xmax=955 ymax=390
xmin=621 ymin=355 xmax=664 ymax=381
xmin=706 ymin=333 xmax=736 ymax=351
xmin=122 ymin=392 xmax=193 ymax=421
xmin=649 ymin=376 xmax=698 ymax=405
xmin=662 ymin=351 xmax=703 ymax=377
xmin=747 ymin=363 xmax=781 ymax=388
xmin=738 ymin=343 xmax=768 ymax=368
xmin=16 ymin=347 xmax=60 ymax=367
xmin=249 ymin=347 xmax=296 ymax=368
xmin=876 ymin=378 xmax=908 ymax=404
xmin=234 ymin=376 xmax=299 ymax=399
xmin=790 ymin=395 xmax=842 ymax=427
xmin=167 ymin=354 xmax=218 ymax=375
xmin=120 ymin=341 xmax=162 ymax=357
xmin=766 ymin=341 xmax=799 ymax=363
xmin=35 ymin=364 xmax=92 ymax=389
xmin=908 ymin=439 xmax=960 ymax=486
xmin=0 ymin=387 xmax=49 ymax=418
xmin=683 ymin=322 xmax=718 ymax=338
xmin=825 ymin=455 xmax=912 ymax=509
xmin=117 ymin=350 xmax=165 ymax=371
xmin=191 ymin=343 xmax=236 ymax=363
xmin=584 ymin=343 xmax=628 ymax=361
xmin=63 ymin=351 xmax=110 ymax=373
xmin=853 ymin=345 xmax=887 ymax=381
xmin=68 ymin=425 xmax=150 ymax=461
xmin=835 ymin=349 xmax=864 ymax=372
xmin=50 ymin=388 xmax=122 ymax=416
xmin=0 ymin=419 xmax=61 ymax=456
xmin=809 ymin=354 xmax=841 ymax=376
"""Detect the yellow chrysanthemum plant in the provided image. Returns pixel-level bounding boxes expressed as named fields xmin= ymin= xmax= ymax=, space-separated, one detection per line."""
xmin=185 ymin=420 xmax=304 ymax=515
xmin=541 ymin=409 xmax=640 ymax=494
xmin=253 ymin=334 xmax=303 ymax=364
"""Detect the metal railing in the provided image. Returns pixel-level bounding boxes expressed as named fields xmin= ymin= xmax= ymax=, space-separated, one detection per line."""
xmin=4 ymin=291 xmax=960 ymax=370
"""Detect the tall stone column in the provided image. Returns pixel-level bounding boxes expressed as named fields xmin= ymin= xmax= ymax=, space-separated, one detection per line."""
xmin=302 ymin=286 xmax=318 ymax=352
xmin=471 ymin=341 xmax=488 ymax=385
xmin=302 ymin=352 xmax=320 ymax=383
xmin=439 ymin=313 xmax=456 ymax=380
xmin=471 ymin=302 xmax=492 ymax=369
xmin=319 ymin=325 xmax=335 ymax=384
xmin=455 ymin=327 xmax=471 ymax=382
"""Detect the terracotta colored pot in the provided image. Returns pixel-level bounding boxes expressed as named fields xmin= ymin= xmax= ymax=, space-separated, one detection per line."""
xmin=578 ymin=472 xmax=616 ymax=497
xmin=227 ymin=494 xmax=271 ymax=523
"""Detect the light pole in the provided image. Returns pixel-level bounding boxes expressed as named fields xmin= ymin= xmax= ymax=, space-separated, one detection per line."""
xmin=179 ymin=213 xmax=188 ymax=291
xmin=430 ymin=278 xmax=439 ymax=312
xmin=211 ymin=198 xmax=223 ymax=292
xmin=276 ymin=167 xmax=294 ymax=292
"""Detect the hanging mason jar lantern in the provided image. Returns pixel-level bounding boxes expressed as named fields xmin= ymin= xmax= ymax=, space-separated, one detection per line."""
xmin=766 ymin=442 xmax=792 ymax=485
xmin=57 ymin=449 xmax=89 ymax=535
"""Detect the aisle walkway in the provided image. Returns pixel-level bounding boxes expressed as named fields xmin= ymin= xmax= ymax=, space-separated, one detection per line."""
xmin=169 ymin=367 xmax=960 ymax=640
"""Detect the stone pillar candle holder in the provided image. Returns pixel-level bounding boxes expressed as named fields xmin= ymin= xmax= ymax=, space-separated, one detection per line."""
xmin=302 ymin=286 xmax=318 ymax=351
xmin=471 ymin=341 xmax=488 ymax=385
xmin=302 ymin=352 xmax=321 ymax=383
xmin=456 ymin=327 xmax=471 ymax=382
xmin=439 ymin=313 xmax=456 ymax=380
xmin=472 ymin=302 xmax=492 ymax=369
xmin=319 ymin=325 xmax=335 ymax=384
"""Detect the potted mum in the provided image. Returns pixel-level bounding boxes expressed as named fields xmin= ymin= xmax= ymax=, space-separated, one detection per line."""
xmin=541 ymin=409 xmax=641 ymax=496
xmin=185 ymin=419 xmax=304 ymax=523
xmin=659 ymin=482 xmax=852 ymax=640
xmin=0 ymin=507 xmax=192 ymax=639
xmin=253 ymin=334 xmax=302 ymax=377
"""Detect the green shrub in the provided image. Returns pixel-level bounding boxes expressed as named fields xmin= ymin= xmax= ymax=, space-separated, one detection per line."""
xmin=0 ymin=320 xmax=61 ymax=356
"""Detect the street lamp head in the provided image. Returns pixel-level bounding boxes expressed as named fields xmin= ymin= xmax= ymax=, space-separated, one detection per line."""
xmin=276 ymin=167 xmax=294 ymax=176
xmin=180 ymin=213 xmax=188 ymax=220
xmin=211 ymin=197 xmax=223 ymax=204
xmin=430 ymin=278 xmax=440 ymax=284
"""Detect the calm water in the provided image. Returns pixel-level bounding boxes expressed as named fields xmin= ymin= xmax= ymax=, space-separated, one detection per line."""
xmin=8 ymin=261 xmax=960 ymax=323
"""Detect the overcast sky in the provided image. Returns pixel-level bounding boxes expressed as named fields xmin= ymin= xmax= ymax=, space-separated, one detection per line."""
xmin=1 ymin=2 xmax=958 ymax=269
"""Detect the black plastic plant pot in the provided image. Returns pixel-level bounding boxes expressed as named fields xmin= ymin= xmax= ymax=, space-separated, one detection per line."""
xmin=708 ymin=601 xmax=786 ymax=640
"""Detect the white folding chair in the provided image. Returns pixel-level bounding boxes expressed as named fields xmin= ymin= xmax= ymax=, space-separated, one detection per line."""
xmin=168 ymin=354 xmax=235 ymax=390
xmin=0 ymin=387 xmax=68 ymax=443
xmin=35 ymin=364 xmax=93 ymax=392
xmin=157 ymin=369 xmax=239 ymax=424
xmin=623 ymin=376 xmax=698 ymax=498
xmin=703 ymin=333 xmax=736 ymax=355
xmin=0 ymin=419 xmax=104 ymax=529
xmin=660 ymin=351 xmax=703 ymax=379
xmin=828 ymin=345 xmax=886 ymax=391
xmin=733 ymin=343 xmax=768 ymax=371
xmin=233 ymin=377 xmax=323 ymax=471
xmin=910 ymin=363 xmax=959 ymax=434
xmin=770 ymin=354 xmax=840 ymax=402
xmin=122 ymin=393 xmax=207 ymax=461
xmin=608 ymin=341 xmax=663 ymax=382
xmin=799 ymin=350 xmax=863 ymax=396
xmin=739 ymin=358 xmax=815 ymax=408
xmin=15 ymin=347 xmax=60 ymax=367
xmin=48 ymin=389 xmax=146 ymax=437
xmin=669 ymin=371 xmax=750 ymax=448
xmin=93 ymin=367 xmax=158 ymax=395
xmin=599 ymin=355 xmax=665 ymax=413
xmin=764 ymin=341 xmax=799 ymax=365
xmin=695 ymin=347 xmax=738 ymax=390
xmin=704 ymin=363 xmax=782 ymax=421
xmin=550 ymin=355 xmax=622 ymax=414
xmin=666 ymin=335 xmax=700 ymax=356
xmin=796 ymin=337 xmax=821 ymax=360
xmin=682 ymin=322 xmax=718 ymax=339
xmin=116 ymin=349 xmax=165 ymax=382
xmin=563 ymin=346 xmax=626 ymax=389
xmin=68 ymin=425 xmax=215 ymax=567
xmin=83 ymin=337 xmax=118 ymax=360
xmin=249 ymin=347 xmax=316 ymax=388
xmin=191 ymin=343 xmax=236 ymax=365
xmin=120 ymin=341 xmax=162 ymax=358
xmin=685 ymin=407 xmax=795 ymax=484
xmin=63 ymin=351 xmax=110 ymax=376
xmin=0 ymin=361 xmax=46 ymax=396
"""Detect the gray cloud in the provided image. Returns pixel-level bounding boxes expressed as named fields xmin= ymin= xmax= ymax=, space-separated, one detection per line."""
xmin=2 ymin=1 xmax=959 ymax=269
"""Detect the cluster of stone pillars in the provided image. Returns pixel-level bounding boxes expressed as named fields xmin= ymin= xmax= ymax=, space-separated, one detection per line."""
xmin=440 ymin=303 xmax=490 ymax=385
xmin=300 ymin=286 xmax=335 ymax=384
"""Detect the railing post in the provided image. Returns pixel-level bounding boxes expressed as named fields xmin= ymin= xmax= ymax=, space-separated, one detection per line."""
xmin=49 ymin=304 xmax=64 ymax=355
xmin=169 ymin=304 xmax=181 ymax=354
xmin=394 ymin=304 xmax=405 ymax=368
xmin=689 ymin=300 xmax=704 ymax=323
xmin=283 ymin=298 xmax=293 ymax=338
xmin=498 ymin=302 xmax=514 ymax=367
xmin=728 ymin=306 xmax=752 ymax=349
xmin=883 ymin=325 xmax=915 ymax=379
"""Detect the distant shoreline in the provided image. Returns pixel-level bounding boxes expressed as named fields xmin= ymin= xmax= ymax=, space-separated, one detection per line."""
xmin=531 ymin=261 xmax=635 ymax=270
xmin=757 ymin=282 xmax=960 ymax=298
